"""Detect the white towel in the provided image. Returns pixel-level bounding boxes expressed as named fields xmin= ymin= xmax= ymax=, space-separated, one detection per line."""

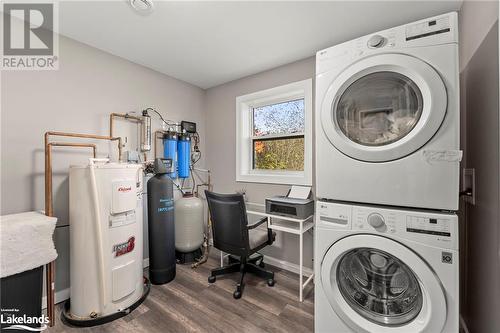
xmin=1 ymin=211 xmax=58 ymax=278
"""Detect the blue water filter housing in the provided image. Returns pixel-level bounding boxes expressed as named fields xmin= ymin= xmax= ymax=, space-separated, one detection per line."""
xmin=177 ymin=133 xmax=191 ymax=178
xmin=163 ymin=132 xmax=178 ymax=178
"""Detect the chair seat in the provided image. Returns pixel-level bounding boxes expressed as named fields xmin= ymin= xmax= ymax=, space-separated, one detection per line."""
xmin=249 ymin=228 xmax=276 ymax=250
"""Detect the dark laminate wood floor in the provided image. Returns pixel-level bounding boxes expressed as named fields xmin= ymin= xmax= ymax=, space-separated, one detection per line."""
xmin=47 ymin=257 xmax=314 ymax=333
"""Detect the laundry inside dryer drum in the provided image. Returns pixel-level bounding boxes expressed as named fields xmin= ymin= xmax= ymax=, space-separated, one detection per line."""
xmin=336 ymin=247 xmax=423 ymax=326
xmin=335 ymin=71 xmax=423 ymax=147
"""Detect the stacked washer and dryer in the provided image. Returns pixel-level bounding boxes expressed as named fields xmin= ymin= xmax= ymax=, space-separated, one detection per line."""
xmin=314 ymin=13 xmax=460 ymax=333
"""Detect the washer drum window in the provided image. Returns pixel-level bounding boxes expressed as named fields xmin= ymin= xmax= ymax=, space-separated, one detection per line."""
xmin=336 ymin=247 xmax=423 ymax=326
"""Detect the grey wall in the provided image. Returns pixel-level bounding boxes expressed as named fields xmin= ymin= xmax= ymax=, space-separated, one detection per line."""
xmin=0 ymin=34 xmax=206 ymax=294
xmin=205 ymin=57 xmax=315 ymax=269
xmin=459 ymin=1 xmax=500 ymax=332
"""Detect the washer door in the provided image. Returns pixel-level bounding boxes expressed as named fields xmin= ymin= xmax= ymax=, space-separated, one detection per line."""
xmin=321 ymin=235 xmax=447 ymax=333
xmin=320 ymin=54 xmax=447 ymax=162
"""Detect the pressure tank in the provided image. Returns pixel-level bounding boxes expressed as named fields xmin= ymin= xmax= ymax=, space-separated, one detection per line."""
xmin=147 ymin=158 xmax=176 ymax=284
xmin=177 ymin=133 xmax=191 ymax=178
xmin=163 ymin=131 xmax=177 ymax=179
xmin=175 ymin=194 xmax=204 ymax=255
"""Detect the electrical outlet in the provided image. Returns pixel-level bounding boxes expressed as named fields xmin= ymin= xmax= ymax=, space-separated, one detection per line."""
xmin=462 ymin=168 xmax=476 ymax=205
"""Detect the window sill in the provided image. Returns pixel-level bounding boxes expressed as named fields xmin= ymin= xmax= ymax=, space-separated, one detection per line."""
xmin=236 ymin=171 xmax=312 ymax=186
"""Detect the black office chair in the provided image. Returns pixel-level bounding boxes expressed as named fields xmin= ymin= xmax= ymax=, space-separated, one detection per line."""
xmin=205 ymin=191 xmax=276 ymax=299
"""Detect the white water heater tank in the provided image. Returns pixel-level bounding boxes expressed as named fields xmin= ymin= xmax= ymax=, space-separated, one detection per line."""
xmin=69 ymin=160 xmax=144 ymax=319
xmin=174 ymin=195 xmax=204 ymax=252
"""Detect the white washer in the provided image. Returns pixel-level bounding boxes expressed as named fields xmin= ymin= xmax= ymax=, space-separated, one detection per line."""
xmin=314 ymin=201 xmax=459 ymax=333
xmin=315 ymin=12 xmax=460 ymax=210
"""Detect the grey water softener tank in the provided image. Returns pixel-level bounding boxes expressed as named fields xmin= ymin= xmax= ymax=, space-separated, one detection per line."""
xmin=147 ymin=158 xmax=176 ymax=284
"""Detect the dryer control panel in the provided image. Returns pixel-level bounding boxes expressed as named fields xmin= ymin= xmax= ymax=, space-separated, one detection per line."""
xmin=316 ymin=201 xmax=458 ymax=250
xmin=316 ymin=12 xmax=458 ymax=75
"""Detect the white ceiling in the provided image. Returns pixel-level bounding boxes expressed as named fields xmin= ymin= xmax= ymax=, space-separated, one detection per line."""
xmin=59 ymin=1 xmax=462 ymax=89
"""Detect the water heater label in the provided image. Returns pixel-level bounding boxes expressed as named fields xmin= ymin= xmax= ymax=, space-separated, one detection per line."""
xmin=112 ymin=179 xmax=137 ymax=214
xmin=112 ymin=236 xmax=135 ymax=257
xmin=158 ymin=198 xmax=174 ymax=213
xmin=118 ymin=186 xmax=132 ymax=192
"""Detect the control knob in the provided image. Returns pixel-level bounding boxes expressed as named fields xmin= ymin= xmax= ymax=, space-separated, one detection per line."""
xmin=367 ymin=35 xmax=386 ymax=48
xmin=367 ymin=213 xmax=386 ymax=229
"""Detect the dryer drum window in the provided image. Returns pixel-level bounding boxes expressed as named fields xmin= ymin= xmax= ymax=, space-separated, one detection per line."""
xmin=336 ymin=247 xmax=423 ymax=326
xmin=334 ymin=71 xmax=424 ymax=147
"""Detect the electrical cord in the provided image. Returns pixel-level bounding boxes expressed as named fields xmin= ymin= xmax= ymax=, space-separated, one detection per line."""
xmin=191 ymin=131 xmax=201 ymax=165
xmin=144 ymin=107 xmax=176 ymax=127
xmin=171 ymin=178 xmax=185 ymax=195
xmin=143 ymin=109 xmax=200 ymax=194
xmin=191 ymin=166 xmax=196 ymax=193
xmin=192 ymin=151 xmax=201 ymax=165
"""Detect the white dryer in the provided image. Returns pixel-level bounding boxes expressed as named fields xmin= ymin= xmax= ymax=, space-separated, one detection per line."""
xmin=314 ymin=201 xmax=459 ymax=333
xmin=315 ymin=12 xmax=460 ymax=210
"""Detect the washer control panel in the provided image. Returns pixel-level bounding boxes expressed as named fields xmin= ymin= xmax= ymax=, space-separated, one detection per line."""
xmin=406 ymin=216 xmax=451 ymax=236
xmin=316 ymin=201 xmax=458 ymax=249
xmin=353 ymin=208 xmax=397 ymax=234
xmin=367 ymin=213 xmax=385 ymax=229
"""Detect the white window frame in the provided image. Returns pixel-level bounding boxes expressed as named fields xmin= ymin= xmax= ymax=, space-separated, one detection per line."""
xmin=236 ymin=79 xmax=313 ymax=185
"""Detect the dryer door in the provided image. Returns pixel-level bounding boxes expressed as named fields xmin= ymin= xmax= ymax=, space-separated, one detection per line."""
xmin=320 ymin=53 xmax=447 ymax=162
xmin=320 ymin=234 xmax=447 ymax=333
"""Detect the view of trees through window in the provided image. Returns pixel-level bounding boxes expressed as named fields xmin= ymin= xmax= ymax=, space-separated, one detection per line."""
xmin=252 ymin=99 xmax=305 ymax=171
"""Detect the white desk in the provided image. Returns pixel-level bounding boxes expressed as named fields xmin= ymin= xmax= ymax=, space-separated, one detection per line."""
xmin=240 ymin=202 xmax=314 ymax=302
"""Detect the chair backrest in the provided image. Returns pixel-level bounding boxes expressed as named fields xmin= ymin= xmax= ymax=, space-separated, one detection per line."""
xmin=205 ymin=191 xmax=249 ymax=256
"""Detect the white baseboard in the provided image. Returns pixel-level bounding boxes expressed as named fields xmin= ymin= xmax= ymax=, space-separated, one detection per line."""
xmin=262 ymin=255 xmax=314 ymax=276
xmin=213 ymin=248 xmax=313 ymax=277
xmin=42 ymin=288 xmax=69 ymax=310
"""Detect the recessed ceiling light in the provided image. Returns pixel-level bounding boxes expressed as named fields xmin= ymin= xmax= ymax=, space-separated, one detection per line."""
xmin=129 ymin=0 xmax=154 ymax=15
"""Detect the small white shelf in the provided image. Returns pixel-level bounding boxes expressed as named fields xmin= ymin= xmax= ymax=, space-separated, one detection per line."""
xmin=267 ymin=218 xmax=314 ymax=235
xmin=244 ymin=201 xmax=314 ymax=302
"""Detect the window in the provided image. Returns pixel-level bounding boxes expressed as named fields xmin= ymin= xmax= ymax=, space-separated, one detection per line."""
xmin=236 ymin=79 xmax=312 ymax=185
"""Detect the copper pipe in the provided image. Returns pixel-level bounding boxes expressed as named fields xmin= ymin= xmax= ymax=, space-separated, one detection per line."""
xmin=45 ymin=131 xmax=122 ymax=162
xmin=48 ymin=142 xmax=97 ymax=158
xmin=44 ymin=140 xmax=97 ymax=326
xmin=47 ymin=261 xmax=55 ymax=323
xmin=44 ymin=131 xmax=120 ymax=326
xmin=43 ymin=132 xmax=55 ymax=326
xmin=154 ymin=130 xmax=166 ymax=159
xmin=109 ymin=112 xmax=141 ymax=138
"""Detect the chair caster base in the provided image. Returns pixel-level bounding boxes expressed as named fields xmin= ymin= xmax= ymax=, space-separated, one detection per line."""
xmin=208 ymin=275 xmax=216 ymax=283
xmin=267 ymin=279 xmax=275 ymax=287
xmin=233 ymin=290 xmax=242 ymax=299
